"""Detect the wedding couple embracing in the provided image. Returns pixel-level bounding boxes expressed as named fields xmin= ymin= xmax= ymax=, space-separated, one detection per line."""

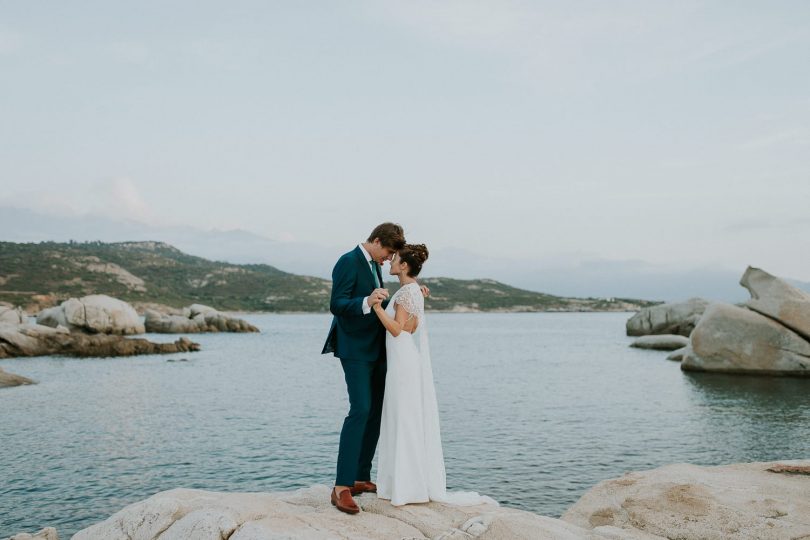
xmin=322 ymin=222 xmax=495 ymax=514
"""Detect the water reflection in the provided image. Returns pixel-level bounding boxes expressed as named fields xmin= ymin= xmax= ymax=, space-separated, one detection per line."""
xmin=681 ymin=372 xmax=810 ymax=462
xmin=684 ymin=371 xmax=810 ymax=414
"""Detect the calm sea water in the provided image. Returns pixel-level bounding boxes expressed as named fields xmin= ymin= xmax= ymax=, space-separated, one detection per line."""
xmin=2 ymin=312 xmax=809 ymax=538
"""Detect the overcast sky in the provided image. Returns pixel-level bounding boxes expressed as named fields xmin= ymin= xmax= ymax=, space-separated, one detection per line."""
xmin=2 ymin=1 xmax=809 ymax=279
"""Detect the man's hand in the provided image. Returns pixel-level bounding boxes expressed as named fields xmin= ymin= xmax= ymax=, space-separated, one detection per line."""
xmin=420 ymin=285 xmax=430 ymax=298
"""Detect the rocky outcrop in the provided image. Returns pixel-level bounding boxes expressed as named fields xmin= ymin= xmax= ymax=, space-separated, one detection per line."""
xmin=35 ymin=460 xmax=810 ymax=540
xmin=741 ymin=266 xmax=810 ymax=341
xmin=681 ymin=303 xmax=810 ymax=376
xmin=0 ymin=366 xmax=36 ymax=387
xmin=626 ymin=298 xmax=708 ymax=337
xmin=0 ymin=306 xmax=27 ymax=324
xmin=666 ymin=347 xmax=687 ymax=362
xmin=144 ymin=304 xmax=258 ymax=333
xmin=69 ymin=485 xmax=659 ymax=540
xmin=0 ymin=323 xmax=200 ymax=359
xmin=37 ymin=295 xmax=145 ymax=335
xmin=562 ymin=460 xmax=810 ymax=539
xmin=8 ymin=527 xmax=59 ymax=540
xmin=629 ymin=334 xmax=689 ymax=351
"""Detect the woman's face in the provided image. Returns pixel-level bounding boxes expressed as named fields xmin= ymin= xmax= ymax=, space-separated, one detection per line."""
xmin=389 ymin=252 xmax=407 ymax=276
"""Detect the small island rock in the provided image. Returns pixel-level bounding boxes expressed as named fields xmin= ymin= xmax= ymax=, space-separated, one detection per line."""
xmin=630 ymin=334 xmax=689 ymax=351
xmin=626 ymin=298 xmax=709 ymax=337
xmin=0 ymin=322 xmax=199 ymax=359
xmin=145 ymin=304 xmax=258 ymax=333
xmin=0 ymin=366 xmax=36 ymax=387
xmin=37 ymin=295 xmax=145 ymax=335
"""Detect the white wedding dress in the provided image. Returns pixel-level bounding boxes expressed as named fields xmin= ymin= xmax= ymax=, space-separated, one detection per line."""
xmin=375 ymin=282 xmax=497 ymax=507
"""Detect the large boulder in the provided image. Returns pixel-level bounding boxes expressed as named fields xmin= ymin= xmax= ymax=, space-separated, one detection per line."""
xmin=0 ymin=305 xmax=27 ymax=324
xmin=0 ymin=322 xmax=199 ymax=359
xmin=681 ymin=303 xmax=810 ymax=376
xmin=0 ymin=366 xmax=36 ymax=387
xmin=626 ymin=298 xmax=709 ymax=337
xmin=71 ymin=485 xmax=657 ymax=540
xmin=145 ymin=304 xmax=258 ymax=333
xmin=629 ymin=334 xmax=689 ymax=351
xmin=562 ymin=460 xmax=810 ymax=539
xmin=37 ymin=295 xmax=145 ymax=335
xmin=741 ymin=266 xmax=810 ymax=341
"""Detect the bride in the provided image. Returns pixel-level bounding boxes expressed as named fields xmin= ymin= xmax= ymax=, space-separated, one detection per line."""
xmin=371 ymin=244 xmax=496 ymax=507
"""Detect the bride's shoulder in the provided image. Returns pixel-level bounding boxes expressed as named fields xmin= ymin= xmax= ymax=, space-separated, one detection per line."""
xmin=404 ymin=282 xmax=424 ymax=304
xmin=394 ymin=282 xmax=423 ymax=305
xmin=405 ymin=282 xmax=422 ymax=296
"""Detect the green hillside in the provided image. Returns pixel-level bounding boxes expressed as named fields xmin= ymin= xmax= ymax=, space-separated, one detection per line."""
xmin=0 ymin=241 xmax=657 ymax=313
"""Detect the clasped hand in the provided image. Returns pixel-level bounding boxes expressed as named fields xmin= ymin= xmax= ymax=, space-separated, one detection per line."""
xmin=369 ymin=288 xmax=389 ymax=308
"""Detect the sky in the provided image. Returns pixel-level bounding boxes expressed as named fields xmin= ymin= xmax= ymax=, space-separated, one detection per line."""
xmin=2 ymin=1 xmax=810 ymax=279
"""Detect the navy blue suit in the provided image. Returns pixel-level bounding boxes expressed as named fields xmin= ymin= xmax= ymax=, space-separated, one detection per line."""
xmin=323 ymin=246 xmax=389 ymax=486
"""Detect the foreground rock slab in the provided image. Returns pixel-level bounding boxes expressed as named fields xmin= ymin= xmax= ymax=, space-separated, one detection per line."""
xmin=629 ymin=334 xmax=689 ymax=351
xmin=37 ymin=294 xmax=145 ymax=335
xmin=682 ymin=303 xmax=810 ymax=376
xmin=8 ymin=527 xmax=58 ymax=540
xmin=562 ymin=460 xmax=810 ymax=540
xmin=626 ymin=298 xmax=708 ymax=337
xmin=0 ymin=323 xmax=200 ymax=359
xmin=70 ymin=485 xmax=656 ymax=540
xmin=145 ymin=304 xmax=258 ymax=333
xmin=742 ymin=266 xmax=810 ymax=342
xmin=0 ymin=366 xmax=36 ymax=387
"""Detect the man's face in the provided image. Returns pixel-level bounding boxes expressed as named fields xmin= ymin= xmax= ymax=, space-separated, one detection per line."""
xmin=370 ymin=239 xmax=395 ymax=264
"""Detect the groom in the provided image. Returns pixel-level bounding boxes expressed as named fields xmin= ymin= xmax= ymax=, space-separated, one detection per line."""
xmin=322 ymin=222 xmax=406 ymax=514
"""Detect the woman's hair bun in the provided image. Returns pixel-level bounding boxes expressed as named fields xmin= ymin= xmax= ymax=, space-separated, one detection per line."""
xmin=409 ymin=243 xmax=429 ymax=264
xmin=399 ymin=243 xmax=429 ymax=277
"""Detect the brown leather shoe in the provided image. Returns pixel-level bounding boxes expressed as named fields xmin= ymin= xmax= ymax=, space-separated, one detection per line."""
xmin=351 ymin=480 xmax=377 ymax=496
xmin=331 ymin=487 xmax=360 ymax=515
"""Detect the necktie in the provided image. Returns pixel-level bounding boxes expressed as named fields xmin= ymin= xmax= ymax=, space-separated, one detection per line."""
xmin=370 ymin=261 xmax=380 ymax=287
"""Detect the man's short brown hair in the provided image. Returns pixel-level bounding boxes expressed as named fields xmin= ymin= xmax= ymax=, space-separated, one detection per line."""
xmin=367 ymin=222 xmax=406 ymax=250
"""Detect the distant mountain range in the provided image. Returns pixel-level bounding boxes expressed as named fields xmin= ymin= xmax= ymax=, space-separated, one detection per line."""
xmin=2 ymin=205 xmax=807 ymax=303
xmin=0 ymin=240 xmax=657 ymax=313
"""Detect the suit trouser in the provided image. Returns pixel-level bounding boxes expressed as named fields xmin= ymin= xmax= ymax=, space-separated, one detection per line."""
xmin=335 ymin=356 xmax=387 ymax=487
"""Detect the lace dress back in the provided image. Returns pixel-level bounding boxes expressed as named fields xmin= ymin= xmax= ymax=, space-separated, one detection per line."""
xmin=375 ymin=283 xmax=497 ymax=507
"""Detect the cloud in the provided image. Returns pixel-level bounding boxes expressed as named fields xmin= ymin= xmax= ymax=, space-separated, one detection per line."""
xmin=90 ymin=177 xmax=155 ymax=224
xmin=0 ymin=177 xmax=161 ymax=225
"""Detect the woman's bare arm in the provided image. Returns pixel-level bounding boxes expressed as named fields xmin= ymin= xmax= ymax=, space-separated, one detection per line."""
xmin=373 ymin=302 xmax=418 ymax=337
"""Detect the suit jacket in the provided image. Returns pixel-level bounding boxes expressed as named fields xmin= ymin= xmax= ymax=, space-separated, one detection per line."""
xmin=322 ymin=246 xmax=389 ymax=362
